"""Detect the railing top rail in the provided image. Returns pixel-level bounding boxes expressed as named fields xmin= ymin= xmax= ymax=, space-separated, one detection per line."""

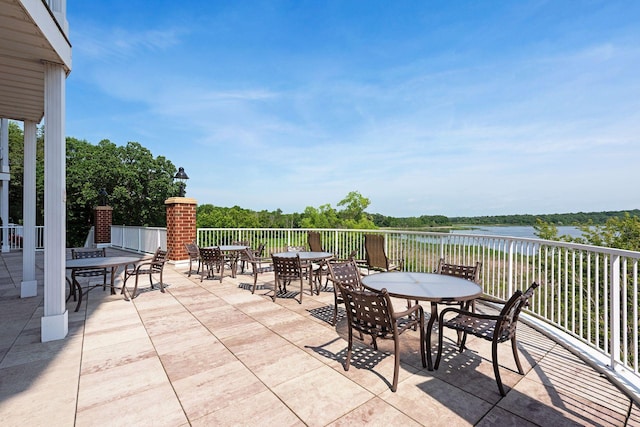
xmin=197 ymin=227 xmax=640 ymax=258
xmin=111 ymin=225 xmax=167 ymax=231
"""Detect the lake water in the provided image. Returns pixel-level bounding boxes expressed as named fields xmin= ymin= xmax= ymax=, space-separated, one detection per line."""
xmin=450 ymin=225 xmax=584 ymax=239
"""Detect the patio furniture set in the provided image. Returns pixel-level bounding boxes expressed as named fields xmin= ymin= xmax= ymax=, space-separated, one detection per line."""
xmin=65 ymin=247 xmax=170 ymax=312
xmin=65 ymin=233 xmax=538 ymax=396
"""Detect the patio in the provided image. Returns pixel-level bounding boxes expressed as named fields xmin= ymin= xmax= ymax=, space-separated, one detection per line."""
xmin=1 ymin=248 xmax=639 ymax=426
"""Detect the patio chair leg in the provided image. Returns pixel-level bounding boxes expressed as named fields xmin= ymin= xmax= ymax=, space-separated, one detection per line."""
xmin=511 ymin=335 xmax=524 ymax=374
xmin=299 ymin=279 xmax=303 ymax=304
xmin=66 ymin=277 xmax=76 ymax=302
xmin=458 ymin=331 xmax=468 ymax=352
xmin=434 ymin=321 xmax=445 ymax=370
xmin=419 ymin=312 xmax=426 ymax=369
xmin=74 ymin=288 xmax=83 ymax=312
xmin=344 ymin=329 xmax=353 ymax=372
xmin=130 ymin=276 xmax=140 ymax=300
xmin=392 ymin=336 xmax=400 ymax=392
xmin=492 ymin=340 xmax=506 ymax=396
xmin=252 ymin=272 xmax=258 ymax=294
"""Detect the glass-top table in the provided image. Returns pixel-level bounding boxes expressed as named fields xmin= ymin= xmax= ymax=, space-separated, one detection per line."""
xmin=66 ymin=256 xmax=141 ymax=311
xmin=362 ymin=271 xmax=482 ymax=370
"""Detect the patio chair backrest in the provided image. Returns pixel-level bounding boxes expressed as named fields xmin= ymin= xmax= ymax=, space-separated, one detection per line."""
xmin=150 ymin=247 xmax=170 ymax=272
xmin=272 ymin=254 xmax=303 ymax=281
xmin=200 ymin=247 xmax=224 ymax=265
xmin=185 ymin=242 xmax=199 ymax=259
xmin=327 ymin=260 xmax=362 ymax=291
xmin=495 ymin=282 xmax=539 ymax=343
xmin=71 ymin=248 xmax=106 ymax=260
xmin=364 ymin=234 xmax=390 ymax=270
xmin=71 ymin=248 xmax=107 ymax=278
xmin=307 ymin=231 xmax=323 ymax=252
xmin=436 ymin=258 xmax=481 ymax=283
xmin=253 ymin=242 xmax=266 ymax=257
xmin=337 ymin=283 xmax=395 ymax=339
xmin=240 ymin=247 xmax=256 ymax=262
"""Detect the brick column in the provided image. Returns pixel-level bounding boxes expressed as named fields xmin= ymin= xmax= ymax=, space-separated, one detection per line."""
xmin=165 ymin=197 xmax=197 ymax=262
xmin=93 ymin=206 xmax=113 ymax=246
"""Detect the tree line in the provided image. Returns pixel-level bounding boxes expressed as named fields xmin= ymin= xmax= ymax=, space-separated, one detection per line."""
xmin=197 ymin=191 xmax=376 ymax=230
xmin=447 ymin=211 xmax=640 ymax=227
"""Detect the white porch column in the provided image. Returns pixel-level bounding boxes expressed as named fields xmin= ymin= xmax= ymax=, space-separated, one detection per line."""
xmin=0 ymin=118 xmax=8 ymax=252
xmin=21 ymin=121 xmax=38 ymax=297
xmin=41 ymin=62 xmax=68 ymax=342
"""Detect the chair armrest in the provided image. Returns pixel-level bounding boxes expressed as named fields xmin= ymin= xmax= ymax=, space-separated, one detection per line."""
xmin=477 ymin=294 xmax=505 ymax=304
xmin=393 ymin=302 xmax=424 ymax=320
xmin=127 ymin=260 xmax=153 ymax=273
xmin=353 ymin=259 xmax=367 ymax=267
xmin=439 ymin=306 xmax=502 ymax=322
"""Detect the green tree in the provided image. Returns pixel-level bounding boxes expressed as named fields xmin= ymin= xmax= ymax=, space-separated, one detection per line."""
xmin=297 ymin=191 xmax=376 ymax=229
xmin=534 ymin=214 xmax=640 ymax=251
xmin=575 ymin=213 xmax=640 ymax=251
xmin=337 ymin=191 xmax=368 ymax=222
xmin=197 ymin=204 xmax=276 ymax=228
xmin=533 ymin=218 xmax=559 ymax=240
xmin=337 ymin=191 xmax=376 ymax=229
xmin=65 ymin=138 xmax=179 ymax=246
xmin=300 ymin=204 xmax=339 ymax=228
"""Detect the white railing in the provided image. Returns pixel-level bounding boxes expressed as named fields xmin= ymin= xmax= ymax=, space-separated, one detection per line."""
xmin=0 ymin=224 xmax=45 ymax=250
xmin=110 ymin=225 xmax=166 ymax=254
xmin=197 ymin=227 xmax=640 ymax=391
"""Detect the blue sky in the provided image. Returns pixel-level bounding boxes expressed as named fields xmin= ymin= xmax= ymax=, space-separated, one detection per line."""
xmin=65 ymin=1 xmax=640 ymax=217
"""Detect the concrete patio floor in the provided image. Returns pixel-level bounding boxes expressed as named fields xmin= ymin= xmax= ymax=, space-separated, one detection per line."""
xmin=1 ymin=248 xmax=640 ymax=426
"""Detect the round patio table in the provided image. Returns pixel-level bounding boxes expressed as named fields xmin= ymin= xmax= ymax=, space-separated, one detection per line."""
xmin=362 ymin=272 xmax=482 ymax=370
xmin=271 ymin=251 xmax=333 ymax=262
xmin=66 ymin=256 xmax=141 ymax=312
xmin=216 ymin=245 xmax=248 ymax=252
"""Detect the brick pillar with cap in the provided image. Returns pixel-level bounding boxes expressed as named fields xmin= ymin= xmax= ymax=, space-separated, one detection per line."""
xmin=93 ymin=205 xmax=113 ymax=246
xmin=165 ymin=197 xmax=197 ymax=263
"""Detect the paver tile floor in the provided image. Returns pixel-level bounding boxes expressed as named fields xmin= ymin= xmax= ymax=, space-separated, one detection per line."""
xmin=0 ymin=248 xmax=639 ymax=426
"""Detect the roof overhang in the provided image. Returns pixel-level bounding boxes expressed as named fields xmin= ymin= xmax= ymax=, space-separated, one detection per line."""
xmin=0 ymin=0 xmax=72 ymax=123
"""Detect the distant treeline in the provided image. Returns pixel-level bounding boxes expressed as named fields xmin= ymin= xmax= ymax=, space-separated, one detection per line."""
xmin=195 ymin=202 xmax=639 ymax=230
xmin=371 ymin=209 xmax=640 ymax=228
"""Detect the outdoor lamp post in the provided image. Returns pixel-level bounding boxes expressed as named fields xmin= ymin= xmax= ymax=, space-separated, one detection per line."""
xmin=174 ymin=167 xmax=189 ymax=197
xmin=98 ymin=188 xmax=108 ymax=206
